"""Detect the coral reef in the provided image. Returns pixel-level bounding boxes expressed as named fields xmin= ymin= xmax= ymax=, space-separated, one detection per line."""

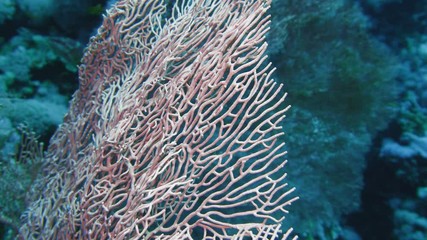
xmin=267 ymin=0 xmax=399 ymax=237
xmin=0 ymin=1 xmax=106 ymax=238
xmin=0 ymin=0 xmax=425 ymax=239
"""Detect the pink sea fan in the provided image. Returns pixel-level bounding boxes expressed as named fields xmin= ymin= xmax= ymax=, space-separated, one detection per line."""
xmin=19 ymin=0 xmax=297 ymax=239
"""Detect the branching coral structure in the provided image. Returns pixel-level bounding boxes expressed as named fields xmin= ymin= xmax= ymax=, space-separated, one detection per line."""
xmin=19 ymin=0 xmax=297 ymax=239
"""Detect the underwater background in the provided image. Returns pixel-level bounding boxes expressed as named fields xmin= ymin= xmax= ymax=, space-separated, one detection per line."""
xmin=0 ymin=0 xmax=426 ymax=239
